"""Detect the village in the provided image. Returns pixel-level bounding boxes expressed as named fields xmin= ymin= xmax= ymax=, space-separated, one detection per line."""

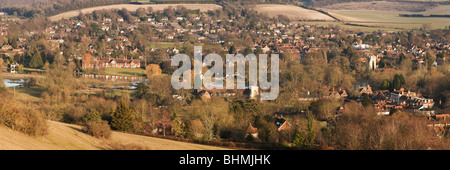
xmin=0 ymin=4 xmax=449 ymax=149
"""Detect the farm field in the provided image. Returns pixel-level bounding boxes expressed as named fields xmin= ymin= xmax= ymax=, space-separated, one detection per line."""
xmin=320 ymin=1 xmax=437 ymax=12
xmin=48 ymin=3 xmax=222 ymax=21
xmin=0 ymin=120 xmax=230 ymax=150
xmin=318 ymin=1 xmax=450 ymax=30
xmin=419 ymin=4 xmax=450 ymax=15
xmin=251 ymin=4 xmax=335 ymax=21
xmin=294 ymin=21 xmax=398 ymax=32
xmin=324 ymin=9 xmax=450 ymax=30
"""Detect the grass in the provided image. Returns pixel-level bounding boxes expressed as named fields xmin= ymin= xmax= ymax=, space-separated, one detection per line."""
xmin=23 ymin=67 xmax=45 ymax=73
xmin=252 ymin=4 xmax=335 ymax=21
xmin=8 ymin=86 xmax=42 ymax=103
xmin=326 ymin=9 xmax=450 ymax=30
xmin=294 ymin=21 xmax=398 ymax=32
xmin=149 ymin=42 xmax=178 ymax=49
xmin=48 ymin=4 xmax=222 ymax=21
xmin=0 ymin=120 xmax=231 ymax=150
xmin=103 ymin=67 xmax=146 ymax=77
xmin=73 ymin=89 xmax=135 ymax=98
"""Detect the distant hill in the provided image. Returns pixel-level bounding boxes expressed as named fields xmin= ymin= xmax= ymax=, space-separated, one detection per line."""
xmin=0 ymin=0 xmax=221 ymax=18
xmin=0 ymin=120 xmax=229 ymax=150
xmin=0 ymin=0 xmax=132 ymax=17
xmin=48 ymin=3 xmax=222 ymax=21
xmin=305 ymin=0 xmax=450 ymax=7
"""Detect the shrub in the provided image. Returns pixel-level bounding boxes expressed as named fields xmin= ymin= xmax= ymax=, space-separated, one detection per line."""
xmin=83 ymin=109 xmax=102 ymax=123
xmin=0 ymin=95 xmax=48 ymax=137
xmin=106 ymin=142 xmax=148 ymax=150
xmin=83 ymin=120 xmax=112 ymax=139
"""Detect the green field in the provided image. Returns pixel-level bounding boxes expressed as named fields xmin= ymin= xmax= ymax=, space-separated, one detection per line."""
xmin=104 ymin=67 xmax=146 ymax=77
xmin=149 ymin=42 xmax=178 ymax=49
xmin=326 ymin=9 xmax=450 ymax=30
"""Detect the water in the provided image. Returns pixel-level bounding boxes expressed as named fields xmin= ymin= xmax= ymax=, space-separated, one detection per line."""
xmin=3 ymin=78 xmax=140 ymax=90
xmin=3 ymin=79 xmax=25 ymax=88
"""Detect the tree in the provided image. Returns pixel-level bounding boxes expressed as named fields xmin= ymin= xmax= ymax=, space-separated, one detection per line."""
xmin=111 ymin=100 xmax=143 ymax=133
xmin=392 ymin=74 xmax=406 ymax=90
xmin=292 ymin=128 xmax=306 ymax=147
xmin=83 ymin=109 xmax=102 ymax=123
xmin=381 ymin=80 xmax=391 ymax=90
xmin=171 ymin=112 xmax=185 ymax=138
xmin=136 ymin=7 xmax=147 ymax=18
xmin=0 ymin=72 xmax=4 ymax=91
xmin=228 ymin=45 xmax=236 ymax=54
xmin=424 ymin=52 xmax=436 ymax=69
xmin=306 ymin=114 xmax=316 ymax=146
xmin=146 ymin=64 xmax=162 ymax=78
xmin=119 ymin=8 xmax=132 ymax=23
xmin=30 ymin=52 xmax=44 ymax=68
xmin=361 ymin=93 xmax=373 ymax=107
xmin=0 ymin=58 xmax=4 ymax=73
xmin=310 ymin=98 xmax=341 ymax=121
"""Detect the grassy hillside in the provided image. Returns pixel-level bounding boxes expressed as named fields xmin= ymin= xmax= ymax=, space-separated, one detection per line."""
xmin=0 ymin=120 xmax=230 ymax=150
xmin=252 ymin=4 xmax=335 ymax=21
xmin=48 ymin=3 xmax=222 ymax=21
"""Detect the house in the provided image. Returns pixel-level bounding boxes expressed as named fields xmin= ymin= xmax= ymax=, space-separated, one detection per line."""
xmin=390 ymin=88 xmax=417 ymax=103
xmin=245 ymin=123 xmax=258 ymax=139
xmin=152 ymin=121 xmax=172 ymax=136
xmin=326 ymin=87 xmax=348 ymax=99
xmin=1 ymin=45 xmax=12 ymax=51
xmin=358 ymin=84 xmax=373 ymax=95
xmin=198 ymin=90 xmax=211 ymax=100
xmin=274 ymin=116 xmax=290 ymax=132
xmin=10 ymin=63 xmax=18 ymax=74
xmin=82 ymin=53 xmax=141 ymax=70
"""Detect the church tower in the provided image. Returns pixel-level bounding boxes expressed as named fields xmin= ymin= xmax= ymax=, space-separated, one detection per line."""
xmin=369 ymin=55 xmax=377 ymax=70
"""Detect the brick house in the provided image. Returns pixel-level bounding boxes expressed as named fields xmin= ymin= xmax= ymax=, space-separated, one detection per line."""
xmin=82 ymin=53 xmax=141 ymax=70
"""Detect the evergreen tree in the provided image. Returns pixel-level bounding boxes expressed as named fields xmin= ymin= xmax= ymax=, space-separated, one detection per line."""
xmin=292 ymin=128 xmax=305 ymax=147
xmin=111 ymin=100 xmax=135 ymax=132
xmin=171 ymin=112 xmax=185 ymax=138
xmin=83 ymin=109 xmax=102 ymax=123
xmin=392 ymin=74 xmax=405 ymax=90
xmin=306 ymin=114 xmax=316 ymax=146
xmin=30 ymin=52 xmax=44 ymax=68
xmin=361 ymin=93 xmax=373 ymax=107
xmin=382 ymin=80 xmax=391 ymax=90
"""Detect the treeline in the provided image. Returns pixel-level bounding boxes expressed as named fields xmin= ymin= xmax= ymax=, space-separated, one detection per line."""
xmin=0 ymin=0 xmax=131 ymax=17
xmin=149 ymin=0 xmax=216 ymax=4
xmin=399 ymin=14 xmax=450 ymax=18
xmin=307 ymin=0 xmax=446 ymax=7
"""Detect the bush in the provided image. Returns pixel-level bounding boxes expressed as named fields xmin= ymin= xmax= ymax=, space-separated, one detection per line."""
xmin=83 ymin=120 xmax=112 ymax=139
xmin=105 ymin=142 xmax=148 ymax=150
xmin=0 ymin=95 xmax=48 ymax=137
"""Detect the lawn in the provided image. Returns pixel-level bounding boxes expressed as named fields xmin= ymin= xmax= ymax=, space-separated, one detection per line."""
xmin=103 ymin=67 xmax=146 ymax=77
xmin=149 ymin=42 xmax=178 ymax=49
xmin=8 ymin=86 xmax=42 ymax=103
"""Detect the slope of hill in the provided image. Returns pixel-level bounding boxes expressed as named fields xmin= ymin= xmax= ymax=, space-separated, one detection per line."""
xmin=48 ymin=3 xmax=222 ymax=21
xmin=252 ymin=4 xmax=335 ymax=21
xmin=0 ymin=120 xmax=229 ymax=150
